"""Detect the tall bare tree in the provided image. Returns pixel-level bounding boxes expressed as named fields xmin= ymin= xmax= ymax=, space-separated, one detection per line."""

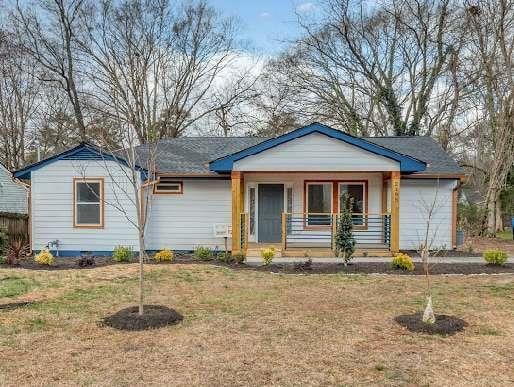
xmin=0 ymin=30 xmax=39 ymax=170
xmin=13 ymin=0 xmax=88 ymax=140
xmin=465 ymin=0 xmax=514 ymax=234
xmin=78 ymin=0 xmax=240 ymax=143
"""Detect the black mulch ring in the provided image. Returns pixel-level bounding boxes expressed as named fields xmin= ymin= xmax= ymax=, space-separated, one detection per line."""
xmin=0 ymin=301 xmax=36 ymax=310
xmin=101 ymin=305 xmax=183 ymax=331
xmin=395 ymin=312 xmax=468 ymax=336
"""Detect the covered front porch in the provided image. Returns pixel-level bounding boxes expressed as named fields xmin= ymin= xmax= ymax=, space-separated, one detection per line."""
xmin=231 ymin=171 xmax=400 ymax=258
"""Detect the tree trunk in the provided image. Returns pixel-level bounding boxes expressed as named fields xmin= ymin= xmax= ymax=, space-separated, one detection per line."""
xmin=138 ymin=232 xmax=146 ymax=316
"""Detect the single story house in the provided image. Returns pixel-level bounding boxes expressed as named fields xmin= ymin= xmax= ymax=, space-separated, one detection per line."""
xmin=14 ymin=123 xmax=463 ymax=257
xmin=0 ymin=163 xmax=28 ymax=214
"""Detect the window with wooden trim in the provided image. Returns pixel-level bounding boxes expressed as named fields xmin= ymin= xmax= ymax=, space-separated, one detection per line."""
xmin=339 ymin=182 xmax=366 ymax=226
xmin=74 ymin=178 xmax=103 ymax=228
xmin=306 ymin=182 xmax=332 ymax=225
xmin=154 ymin=177 xmax=183 ymax=194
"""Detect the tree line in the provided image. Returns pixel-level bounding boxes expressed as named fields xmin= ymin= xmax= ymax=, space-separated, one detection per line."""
xmin=0 ymin=0 xmax=512 ymax=235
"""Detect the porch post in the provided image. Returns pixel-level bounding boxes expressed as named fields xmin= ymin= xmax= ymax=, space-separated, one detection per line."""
xmin=231 ymin=171 xmax=244 ymax=253
xmin=390 ymin=171 xmax=400 ymax=253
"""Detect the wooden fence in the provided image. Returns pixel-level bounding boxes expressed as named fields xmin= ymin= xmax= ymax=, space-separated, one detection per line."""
xmin=0 ymin=212 xmax=29 ymax=243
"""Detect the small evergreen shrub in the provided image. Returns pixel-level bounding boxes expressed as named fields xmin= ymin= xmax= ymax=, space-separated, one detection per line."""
xmin=154 ymin=249 xmax=174 ymax=262
xmin=112 ymin=246 xmax=132 ymax=262
xmin=35 ymin=249 xmax=54 ymax=266
xmin=217 ymin=251 xmax=231 ymax=262
xmin=0 ymin=256 xmax=5 ymax=264
xmin=194 ymin=246 xmax=213 ymax=260
xmin=260 ymin=247 xmax=275 ymax=265
xmin=391 ymin=253 xmax=415 ymax=271
xmin=483 ymin=249 xmax=508 ymax=266
xmin=335 ymin=192 xmax=355 ymax=265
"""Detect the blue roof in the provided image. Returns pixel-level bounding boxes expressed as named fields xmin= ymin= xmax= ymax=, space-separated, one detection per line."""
xmin=209 ymin=123 xmax=427 ymax=173
xmin=14 ymin=143 xmax=146 ymax=180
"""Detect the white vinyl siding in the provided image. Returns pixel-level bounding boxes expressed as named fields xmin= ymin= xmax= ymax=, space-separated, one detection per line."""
xmin=399 ymin=179 xmax=457 ymax=250
xmin=0 ymin=165 xmax=27 ymax=214
xmin=31 ymin=160 xmax=138 ymax=252
xmin=146 ymin=179 xmax=232 ymax=251
xmin=234 ymin=132 xmax=400 ymax=171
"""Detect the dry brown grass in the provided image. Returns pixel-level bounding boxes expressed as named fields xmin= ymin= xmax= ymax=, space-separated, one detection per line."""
xmin=1 ymin=264 xmax=513 ymax=386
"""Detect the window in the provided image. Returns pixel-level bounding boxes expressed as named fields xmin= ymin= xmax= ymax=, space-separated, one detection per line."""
xmin=74 ymin=178 xmax=103 ymax=228
xmin=339 ymin=182 xmax=366 ymax=226
xmin=154 ymin=177 xmax=183 ymax=194
xmin=306 ymin=182 xmax=332 ymax=225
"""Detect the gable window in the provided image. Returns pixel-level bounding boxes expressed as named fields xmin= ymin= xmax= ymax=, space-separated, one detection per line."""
xmin=339 ymin=182 xmax=366 ymax=226
xmin=306 ymin=182 xmax=332 ymax=226
xmin=154 ymin=177 xmax=183 ymax=194
xmin=74 ymin=178 xmax=103 ymax=228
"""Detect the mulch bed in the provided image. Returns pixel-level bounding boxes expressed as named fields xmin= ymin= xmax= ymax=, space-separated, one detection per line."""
xmin=395 ymin=312 xmax=468 ymax=336
xmin=101 ymin=305 xmax=183 ymax=331
xmin=2 ymin=254 xmax=513 ymax=275
xmin=248 ymin=262 xmax=514 ymax=275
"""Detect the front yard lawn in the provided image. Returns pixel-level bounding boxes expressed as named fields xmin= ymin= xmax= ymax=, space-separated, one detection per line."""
xmin=1 ymin=264 xmax=513 ymax=385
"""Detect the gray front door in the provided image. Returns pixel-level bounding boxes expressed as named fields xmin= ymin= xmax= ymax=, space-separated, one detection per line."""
xmin=258 ymin=184 xmax=284 ymax=243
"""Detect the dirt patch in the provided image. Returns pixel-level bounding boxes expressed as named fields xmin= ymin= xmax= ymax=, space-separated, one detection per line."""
xmin=463 ymin=236 xmax=514 ymax=255
xmin=101 ymin=305 xmax=183 ymax=331
xmin=395 ymin=312 xmax=468 ymax=336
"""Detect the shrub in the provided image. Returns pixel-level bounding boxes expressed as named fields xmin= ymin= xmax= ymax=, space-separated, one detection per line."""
xmin=260 ymin=247 xmax=275 ymax=265
xmin=154 ymin=249 xmax=174 ymax=262
xmin=0 ymin=256 xmax=5 ymax=264
xmin=217 ymin=251 xmax=231 ymax=262
xmin=112 ymin=246 xmax=133 ymax=262
xmin=335 ymin=192 xmax=355 ymax=265
xmin=483 ymin=249 xmax=508 ymax=266
xmin=35 ymin=249 xmax=54 ymax=266
xmin=78 ymin=256 xmax=95 ymax=267
xmin=194 ymin=246 xmax=213 ymax=260
xmin=391 ymin=253 xmax=415 ymax=271
xmin=6 ymin=239 xmax=30 ymax=265
xmin=231 ymin=252 xmax=245 ymax=264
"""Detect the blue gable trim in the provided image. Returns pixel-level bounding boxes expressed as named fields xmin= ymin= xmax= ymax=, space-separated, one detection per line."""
xmin=14 ymin=143 xmax=147 ymax=180
xmin=209 ymin=123 xmax=426 ymax=173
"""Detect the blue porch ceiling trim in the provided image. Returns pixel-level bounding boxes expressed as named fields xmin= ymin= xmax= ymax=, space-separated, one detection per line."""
xmin=209 ymin=123 xmax=427 ymax=173
xmin=14 ymin=142 xmax=147 ymax=180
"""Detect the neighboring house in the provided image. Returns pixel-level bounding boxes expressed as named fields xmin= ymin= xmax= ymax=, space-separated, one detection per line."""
xmin=14 ymin=123 xmax=463 ymax=257
xmin=0 ymin=163 xmax=28 ymax=214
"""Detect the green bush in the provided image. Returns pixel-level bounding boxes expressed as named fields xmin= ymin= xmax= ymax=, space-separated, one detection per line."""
xmin=483 ymin=249 xmax=508 ymax=266
xmin=194 ymin=246 xmax=213 ymax=260
xmin=0 ymin=256 xmax=5 ymax=264
xmin=231 ymin=252 xmax=245 ymax=264
xmin=112 ymin=246 xmax=133 ymax=262
xmin=391 ymin=253 xmax=415 ymax=271
xmin=217 ymin=252 xmax=245 ymax=264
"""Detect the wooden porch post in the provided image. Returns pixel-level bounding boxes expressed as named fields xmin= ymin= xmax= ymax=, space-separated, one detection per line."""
xmin=231 ymin=171 xmax=244 ymax=253
xmin=390 ymin=171 xmax=400 ymax=253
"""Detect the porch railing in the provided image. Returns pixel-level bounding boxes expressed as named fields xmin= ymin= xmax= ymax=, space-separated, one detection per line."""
xmin=282 ymin=213 xmax=391 ymax=251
